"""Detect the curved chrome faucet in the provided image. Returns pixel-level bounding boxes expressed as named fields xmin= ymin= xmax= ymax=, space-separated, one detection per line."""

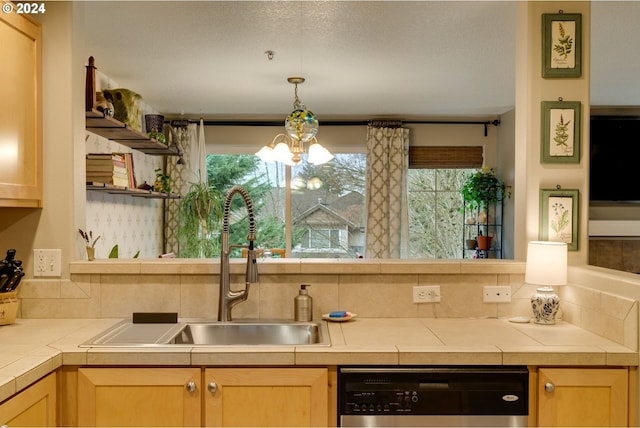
xmin=218 ymin=185 xmax=259 ymax=321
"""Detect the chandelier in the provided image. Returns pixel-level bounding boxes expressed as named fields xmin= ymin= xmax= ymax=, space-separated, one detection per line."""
xmin=256 ymin=77 xmax=333 ymax=166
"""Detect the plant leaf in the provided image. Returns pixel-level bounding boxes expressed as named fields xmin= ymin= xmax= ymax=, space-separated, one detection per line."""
xmin=108 ymin=244 xmax=119 ymax=258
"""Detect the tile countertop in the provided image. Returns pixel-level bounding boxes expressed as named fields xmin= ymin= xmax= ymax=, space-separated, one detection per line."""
xmin=0 ymin=317 xmax=637 ymax=402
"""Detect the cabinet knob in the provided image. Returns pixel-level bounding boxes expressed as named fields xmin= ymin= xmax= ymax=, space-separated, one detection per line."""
xmin=186 ymin=381 xmax=197 ymax=393
xmin=544 ymin=382 xmax=555 ymax=393
xmin=208 ymin=382 xmax=218 ymax=393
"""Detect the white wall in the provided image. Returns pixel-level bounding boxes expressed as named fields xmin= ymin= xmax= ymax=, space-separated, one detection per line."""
xmin=515 ymin=1 xmax=590 ymax=264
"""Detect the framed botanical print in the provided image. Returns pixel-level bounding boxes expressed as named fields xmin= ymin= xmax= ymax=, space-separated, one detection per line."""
xmin=542 ymin=13 xmax=582 ymax=78
xmin=541 ymin=100 xmax=581 ymax=164
xmin=539 ymin=188 xmax=579 ymax=251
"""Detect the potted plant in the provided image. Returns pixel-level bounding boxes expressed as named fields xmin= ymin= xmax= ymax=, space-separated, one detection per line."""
xmin=154 ymin=168 xmax=172 ymax=193
xmin=177 ymin=180 xmax=223 ymax=258
xmin=460 ymin=167 xmax=509 ymax=211
xmin=460 ymin=167 xmax=509 ymax=251
xmin=79 ymin=229 xmax=100 ymax=261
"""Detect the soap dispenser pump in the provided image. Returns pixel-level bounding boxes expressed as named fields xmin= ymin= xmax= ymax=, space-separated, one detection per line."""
xmin=294 ymin=284 xmax=313 ymax=322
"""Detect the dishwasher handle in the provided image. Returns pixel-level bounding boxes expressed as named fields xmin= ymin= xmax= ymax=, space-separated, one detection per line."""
xmin=419 ymin=381 xmax=449 ymax=390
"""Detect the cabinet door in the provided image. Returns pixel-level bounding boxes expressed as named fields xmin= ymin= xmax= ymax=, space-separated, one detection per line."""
xmin=204 ymin=368 xmax=328 ymax=427
xmin=0 ymin=9 xmax=42 ymax=207
xmin=0 ymin=372 xmax=56 ymax=427
xmin=537 ymin=367 xmax=628 ymax=427
xmin=78 ymin=367 xmax=201 ymax=427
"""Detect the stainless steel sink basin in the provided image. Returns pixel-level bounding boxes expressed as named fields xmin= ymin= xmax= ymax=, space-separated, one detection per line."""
xmin=80 ymin=320 xmax=330 ymax=347
xmin=170 ymin=322 xmax=325 ymax=346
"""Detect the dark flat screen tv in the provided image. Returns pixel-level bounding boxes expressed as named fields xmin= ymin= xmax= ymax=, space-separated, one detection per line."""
xmin=590 ymin=116 xmax=640 ymax=203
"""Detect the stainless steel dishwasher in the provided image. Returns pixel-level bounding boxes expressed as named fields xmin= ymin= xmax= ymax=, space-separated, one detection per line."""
xmin=338 ymin=366 xmax=528 ymax=427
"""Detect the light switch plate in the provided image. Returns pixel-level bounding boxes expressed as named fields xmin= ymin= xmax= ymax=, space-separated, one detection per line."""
xmin=483 ymin=285 xmax=511 ymax=303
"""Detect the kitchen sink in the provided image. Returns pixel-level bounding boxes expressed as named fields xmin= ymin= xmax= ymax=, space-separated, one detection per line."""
xmin=80 ymin=320 xmax=330 ymax=347
xmin=170 ymin=321 xmax=325 ymax=346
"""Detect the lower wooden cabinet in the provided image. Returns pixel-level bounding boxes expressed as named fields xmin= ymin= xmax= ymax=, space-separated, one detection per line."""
xmin=204 ymin=368 xmax=328 ymax=427
xmin=77 ymin=367 xmax=201 ymax=427
xmin=74 ymin=367 xmax=330 ymax=427
xmin=0 ymin=372 xmax=56 ymax=427
xmin=534 ymin=367 xmax=630 ymax=427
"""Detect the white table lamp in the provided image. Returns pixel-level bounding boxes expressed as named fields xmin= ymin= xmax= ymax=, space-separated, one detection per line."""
xmin=525 ymin=241 xmax=567 ymax=325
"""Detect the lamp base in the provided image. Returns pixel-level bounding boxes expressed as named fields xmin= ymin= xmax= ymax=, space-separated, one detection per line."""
xmin=531 ymin=286 xmax=559 ymax=325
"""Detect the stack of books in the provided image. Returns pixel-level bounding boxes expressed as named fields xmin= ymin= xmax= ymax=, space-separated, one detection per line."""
xmin=86 ymin=153 xmax=135 ymax=188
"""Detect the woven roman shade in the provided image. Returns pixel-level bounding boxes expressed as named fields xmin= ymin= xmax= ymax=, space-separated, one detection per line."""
xmin=409 ymin=146 xmax=483 ymax=169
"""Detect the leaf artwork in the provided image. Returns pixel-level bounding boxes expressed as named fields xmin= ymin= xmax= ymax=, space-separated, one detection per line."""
xmin=550 ymin=200 xmax=570 ymax=240
xmin=553 ymin=114 xmax=571 ymax=147
xmin=553 ymin=22 xmax=573 ymax=60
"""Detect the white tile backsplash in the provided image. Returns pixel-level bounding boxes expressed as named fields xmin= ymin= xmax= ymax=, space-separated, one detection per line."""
xmin=16 ymin=261 xmax=639 ymax=350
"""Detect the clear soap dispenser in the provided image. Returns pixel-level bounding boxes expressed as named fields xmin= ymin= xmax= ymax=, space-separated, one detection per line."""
xmin=294 ymin=284 xmax=313 ymax=322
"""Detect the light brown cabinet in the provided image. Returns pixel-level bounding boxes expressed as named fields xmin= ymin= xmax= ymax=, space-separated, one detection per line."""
xmin=0 ymin=7 xmax=43 ymax=207
xmin=74 ymin=367 xmax=330 ymax=427
xmin=0 ymin=372 xmax=56 ymax=427
xmin=534 ymin=367 xmax=629 ymax=427
xmin=204 ymin=368 xmax=328 ymax=427
xmin=77 ymin=367 xmax=201 ymax=427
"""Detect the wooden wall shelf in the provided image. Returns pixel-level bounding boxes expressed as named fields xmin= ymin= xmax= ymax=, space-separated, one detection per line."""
xmin=86 ymin=110 xmax=179 ymax=156
xmin=86 ymin=182 xmax=180 ymax=199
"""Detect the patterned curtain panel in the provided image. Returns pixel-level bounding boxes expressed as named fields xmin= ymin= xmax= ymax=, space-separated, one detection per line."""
xmin=365 ymin=123 xmax=410 ymax=258
xmin=164 ymin=122 xmax=202 ymax=255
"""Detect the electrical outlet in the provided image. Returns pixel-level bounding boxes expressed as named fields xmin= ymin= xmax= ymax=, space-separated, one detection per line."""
xmin=413 ymin=285 xmax=441 ymax=303
xmin=33 ymin=249 xmax=62 ymax=277
xmin=483 ymin=285 xmax=511 ymax=303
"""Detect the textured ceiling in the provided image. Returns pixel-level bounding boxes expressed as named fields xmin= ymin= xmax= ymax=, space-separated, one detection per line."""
xmin=80 ymin=1 xmax=640 ymax=119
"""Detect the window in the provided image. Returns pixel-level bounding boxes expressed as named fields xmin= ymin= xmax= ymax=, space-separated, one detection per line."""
xmin=407 ymin=146 xmax=482 ymax=259
xmin=207 ymin=153 xmax=366 ymax=258
xmin=408 ymin=169 xmax=475 ymax=258
xmin=303 ymin=229 xmax=342 ymax=249
xmin=207 ymin=144 xmax=478 ymax=259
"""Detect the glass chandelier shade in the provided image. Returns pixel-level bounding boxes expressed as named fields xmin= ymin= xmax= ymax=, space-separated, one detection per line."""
xmin=256 ymin=77 xmax=332 ymax=166
xmin=285 ymin=108 xmax=318 ymax=143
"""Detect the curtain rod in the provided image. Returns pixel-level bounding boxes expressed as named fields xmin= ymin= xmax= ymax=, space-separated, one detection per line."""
xmin=178 ymin=119 xmax=500 ymax=137
xmin=186 ymin=119 xmax=499 ymax=127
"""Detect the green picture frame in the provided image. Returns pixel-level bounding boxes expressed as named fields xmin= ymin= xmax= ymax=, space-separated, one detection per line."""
xmin=541 ymin=100 xmax=581 ymax=164
xmin=539 ymin=188 xmax=579 ymax=251
xmin=542 ymin=13 xmax=582 ymax=78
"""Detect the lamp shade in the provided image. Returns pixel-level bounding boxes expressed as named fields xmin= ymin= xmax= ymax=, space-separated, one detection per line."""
xmin=255 ymin=145 xmax=274 ymax=162
xmin=307 ymin=139 xmax=334 ymax=165
xmin=525 ymin=241 xmax=567 ymax=286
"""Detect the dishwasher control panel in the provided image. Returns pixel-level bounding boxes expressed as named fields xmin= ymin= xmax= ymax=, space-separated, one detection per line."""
xmin=346 ymin=389 xmax=419 ymax=413
xmin=338 ymin=366 xmax=528 ymax=416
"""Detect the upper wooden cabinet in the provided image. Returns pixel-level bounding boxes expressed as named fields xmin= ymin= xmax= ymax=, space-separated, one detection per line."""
xmin=0 ymin=9 xmax=42 ymax=207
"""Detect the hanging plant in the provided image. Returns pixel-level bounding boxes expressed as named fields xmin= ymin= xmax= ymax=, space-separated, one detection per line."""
xmin=460 ymin=167 xmax=510 ymax=211
xmin=177 ymin=180 xmax=223 ymax=258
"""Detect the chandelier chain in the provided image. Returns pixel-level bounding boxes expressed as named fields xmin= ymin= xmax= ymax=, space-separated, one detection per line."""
xmin=293 ymin=83 xmax=305 ymax=110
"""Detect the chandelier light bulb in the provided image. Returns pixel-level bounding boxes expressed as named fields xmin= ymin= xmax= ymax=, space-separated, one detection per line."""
xmin=307 ymin=139 xmax=334 ymax=165
xmin=273 ymin=141 xmax=293 ymax=164
xmin=255 ymin=145 xmax=275 ymax=162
